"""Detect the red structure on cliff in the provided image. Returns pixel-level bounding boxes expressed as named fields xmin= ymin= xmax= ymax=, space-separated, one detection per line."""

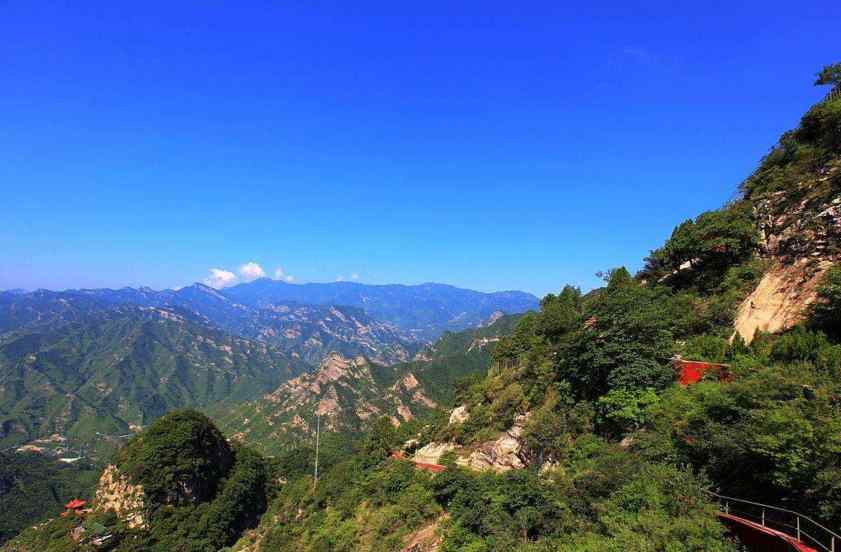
xmin=673 ymin=358 xmax=732 ymax=385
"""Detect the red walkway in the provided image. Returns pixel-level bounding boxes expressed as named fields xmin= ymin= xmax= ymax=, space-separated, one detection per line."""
xmin=718 ymin=512 xmax=819 ymax=552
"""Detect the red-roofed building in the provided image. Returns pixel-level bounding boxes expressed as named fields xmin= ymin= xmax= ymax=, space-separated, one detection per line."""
xmin=65 ymin=498 xmax=86 ymax=510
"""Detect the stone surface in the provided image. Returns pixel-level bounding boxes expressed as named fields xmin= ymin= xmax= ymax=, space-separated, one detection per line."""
xmin=94 ymin=465 xmax=147 ymax=529
xmin=734 ymin=259 xmax=833 ymax=342
xmin=460 ymin=414 xmax=529 ymax=473
xmin=412 ymin=442 xmax=456 ymax=465
xmin=448 ymin=405 xmax=469 ymax=425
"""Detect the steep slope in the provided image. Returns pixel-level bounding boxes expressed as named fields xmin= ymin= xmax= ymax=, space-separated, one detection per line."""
xmin=213 ymin=353 xmax=438 ymax=454
xmin=733 ymin=152 xmax=840 ymax=339
xmin=0 ymin=306 xmax=307 ymax=451
xmin=221 ymin=279 xmax=538 ymax=340
xmin=731 ymin=85 xmax=840 ymax=340
xmin=213 ymin=315 xmax=521 ymax=455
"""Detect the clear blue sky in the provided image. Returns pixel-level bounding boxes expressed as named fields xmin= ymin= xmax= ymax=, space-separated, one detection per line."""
xmin=2 ymin=1 xmax=839 ymax=296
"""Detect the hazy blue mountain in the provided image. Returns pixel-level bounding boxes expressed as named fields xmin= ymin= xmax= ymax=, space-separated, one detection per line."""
xmin=221 ymin=279 xmax=538 ymax=340
xmin=0 ymin=285 xmax=419 ymax=365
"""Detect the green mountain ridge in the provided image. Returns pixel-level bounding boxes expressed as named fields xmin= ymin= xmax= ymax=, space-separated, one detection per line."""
xmin=0 ymin=305 xmax=307 ymax=452
xmin=0 ymin=286 xmax=422 ymax=366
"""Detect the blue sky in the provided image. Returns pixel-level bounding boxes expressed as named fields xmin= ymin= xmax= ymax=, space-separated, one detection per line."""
xmin=1 ymin=1 xmax=839 ymax=296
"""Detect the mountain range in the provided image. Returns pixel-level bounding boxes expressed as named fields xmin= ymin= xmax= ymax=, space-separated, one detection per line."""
xmin=0 ymin=306 xmax=308 ymax=451
xmin=0 ymin=280 xmax=536 ymax=451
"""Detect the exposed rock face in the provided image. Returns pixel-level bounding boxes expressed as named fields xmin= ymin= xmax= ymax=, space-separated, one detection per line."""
xmin=755 ymin=178 xmax=841 ymax=264
xmin=216 ymin=352 xmax=443 ymax=454
xmin=458 ymin=414 xmax=529 ymax=473
xmin=94 ymin=465 xmax=146 ymax=529
xmin=479 ymin=310 xmax=506 ymax=327
xmin=448 ymin=405 xmax=469 ymax=426
xmin=401 ymin=516 xmax=446 ymax=552
xmin=467 ymin=336 xmax=500 ymax=352
xmin=735 ymin=259 xmax=833 ymax=341
xmin=412 ymin=442 xmax=456 ymax=465
xmin=734 ymin=165 xmax=840 ymax=342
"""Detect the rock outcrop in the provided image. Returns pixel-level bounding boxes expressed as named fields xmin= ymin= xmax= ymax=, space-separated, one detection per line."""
xmin=735 ymin=259 xmax=833 ymax=341
xmin=457 ymin=414 xmax=529 ymax=473
xmin=448 ymin=405 xmax=469 ymax=425
xmin=217 ymin=352 xmax=444 ymax=454
xmin=400 ymin=516 xmax=446 ymax=552
xmin=735 ymin=161 xmax=840 ymax=342
xmin=94 ymin=465 xmax=147 ymax=529
xmin=413 ymin=442 xmax=456 ymax=465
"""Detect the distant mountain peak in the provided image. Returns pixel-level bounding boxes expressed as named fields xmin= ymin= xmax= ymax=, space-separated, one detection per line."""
xmin=220 ymin=279 xmax=538 ymax=340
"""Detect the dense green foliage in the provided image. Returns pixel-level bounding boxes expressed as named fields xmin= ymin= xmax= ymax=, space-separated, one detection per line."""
xmin=6 ymin=411 xmax=272 ymax=552
xmin=116 ymin=410 xmax=233 ymax=506
xmin=0 ymin=306 xmax=304 ymax=453
xmin=0 ymin=454 xmax=99 ymax=544
xmin=810 ymin=264 xmax=841 ymax=339
xmin=644 ymin=203 xmax=759 ymax=292
xmin=225 ymin=416 xmax=734 ymax=552
xmin=642 ymin=330 xmax=841 ymax=525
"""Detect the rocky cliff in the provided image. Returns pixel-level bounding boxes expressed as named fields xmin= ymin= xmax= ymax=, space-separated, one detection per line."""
xmin=215 ymin=352 xmax=440 ymax=454
xmin=735 ymin=158 xmax=840 ymax=340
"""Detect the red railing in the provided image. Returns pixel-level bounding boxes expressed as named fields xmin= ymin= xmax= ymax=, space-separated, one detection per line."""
xmin=708 ymin=491 xmax=840 ymax=552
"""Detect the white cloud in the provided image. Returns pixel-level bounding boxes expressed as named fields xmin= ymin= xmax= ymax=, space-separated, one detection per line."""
xmin=204 ymin=268 xmax=238 ymax=289
xmin=351 ymin=273 xmax=359 ymax=281
xmin=239 ymin=261 xmax=266 ymax=282
xmin=335 ymin=275 xmax=344 ymax=282
xmin=274 ymin=266 xmax=295 ymax=283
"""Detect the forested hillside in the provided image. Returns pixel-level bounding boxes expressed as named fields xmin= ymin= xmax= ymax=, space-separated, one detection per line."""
xmin=0 ymin=306 xmax=307 ymax=452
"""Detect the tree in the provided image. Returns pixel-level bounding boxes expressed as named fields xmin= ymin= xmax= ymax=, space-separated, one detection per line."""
xmin=560 ymin=269 xmax=675 ymax=399
xmin=535 ymin=285 xmax=582 ymax=343
xmin=596 ymin=387 xmax=660 ymax=437
xmin=810 ymin=265 xmax=841 ymax=340
xmin=815 ymin=62 xmax=841 ymax=87
xmin=360 ymin=417 xmax=398 ymax=467
xmin=644 ymin=204 xmax=758 ymax=291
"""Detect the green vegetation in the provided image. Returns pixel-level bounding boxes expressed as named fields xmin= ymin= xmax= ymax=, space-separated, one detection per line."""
xmin=0 ymin=453 xmax=99 ymax=544
xmin=0 ymin=306 xmax=304 ymax=453
xmin=6 ymin=411 xmax=272 ymax=552
xmin=225 ymin=417 xmax=735 ymax=551
xmin=815 ymin=62 xmax=841 ymax=86
xmin=810 ymin=264 xmax=841 ymax=339
xmin=115 ymin=410 xmax=234 ymax=506
xmin=644 ymin=203 xmax=759 ymax=292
